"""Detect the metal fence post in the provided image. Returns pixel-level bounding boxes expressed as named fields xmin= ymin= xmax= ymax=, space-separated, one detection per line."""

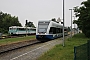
xmin=87 ymin=40 xmax=90 ymax=60
xmin=74 ymin=46 xmax=76 ymax=60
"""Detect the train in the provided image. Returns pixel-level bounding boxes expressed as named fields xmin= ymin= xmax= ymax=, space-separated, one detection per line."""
xmin=9 ymin=26 xmax=36 ymax=35
xmin=36 ymin=20 xmax=68 ymax=41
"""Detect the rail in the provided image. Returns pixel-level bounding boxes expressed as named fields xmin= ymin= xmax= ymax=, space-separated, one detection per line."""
xmin=0 ymin=40 xmax=40 ymax=54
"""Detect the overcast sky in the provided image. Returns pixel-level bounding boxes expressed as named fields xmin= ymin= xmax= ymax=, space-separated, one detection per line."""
xmin=0 ymin=0 xmax=87 ymax=28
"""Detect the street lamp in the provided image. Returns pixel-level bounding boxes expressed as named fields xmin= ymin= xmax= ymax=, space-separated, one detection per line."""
xmin=69 ymin=9 xmax=73 ymax=38
xmin=62 ymin=0 xmax=65 ymax=47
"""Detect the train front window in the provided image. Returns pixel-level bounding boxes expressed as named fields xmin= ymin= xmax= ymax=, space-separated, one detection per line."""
xmin=38 ymin=21 xmax=49 ymax=33
xmin=38 ymin=28 xmax=47 ymax=33
xmin=38 ymin=25 xmax=48 ymax=33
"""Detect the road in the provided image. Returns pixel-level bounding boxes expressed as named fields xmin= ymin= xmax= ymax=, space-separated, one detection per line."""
xmin=0 ymin=38 xmax=63 ymax=60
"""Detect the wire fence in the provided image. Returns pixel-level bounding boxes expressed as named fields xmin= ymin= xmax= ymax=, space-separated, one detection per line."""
xmin=74 ymin=40 xmax=90 ymax=60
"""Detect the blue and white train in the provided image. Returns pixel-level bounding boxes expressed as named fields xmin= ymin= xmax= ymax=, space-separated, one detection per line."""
xmin=36 ymin=20 xmax=68 ymax=41
xmin=9 ymin=26 xmax=36 ymax=35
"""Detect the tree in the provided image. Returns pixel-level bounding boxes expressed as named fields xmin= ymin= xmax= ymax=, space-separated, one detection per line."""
xmin=74 ymin=0 xmax=90 ymax=38
xmin=25 ymin=20 xmax=35 ymax=28
xmin=51 ymin=18 xmax=56 ymax=22
xmin=0 ymin=11 xmax=22 ymax=33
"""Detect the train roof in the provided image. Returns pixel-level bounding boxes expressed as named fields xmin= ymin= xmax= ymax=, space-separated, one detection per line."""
xmin=50 ymin=21 xmax=63 ymax=28
xmin=38 ymin=20 xmax=50 ymax=22
xmin=38 ymin=20 xmax=63 ymax=28
xmin=38 ymin=20 xmax=59 ymax=24
xmin=9 ymin=26 xmax=36 ymax=29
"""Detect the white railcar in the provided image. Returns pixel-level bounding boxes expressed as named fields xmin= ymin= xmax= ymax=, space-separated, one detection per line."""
xmin=9 ymin=26 xmax=36 ymax=35
xmin=36 ymin=20 xmax=68 ymax=41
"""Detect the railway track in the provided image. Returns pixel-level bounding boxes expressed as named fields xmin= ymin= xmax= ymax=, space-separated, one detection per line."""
xmin=0 ymin=34 xmax=36 ymax=39
xmin=0 ymin=36 xmax=67 ymax=54
xmin=0 ymin=38 xmax=63 ymax=60
xmin=0 ymin=34 xmax=70 ymax=54
xmin=0 ymin=35 xmax=71 ymax=60
xmin=0 ymin=40 xmax=41 ymax=54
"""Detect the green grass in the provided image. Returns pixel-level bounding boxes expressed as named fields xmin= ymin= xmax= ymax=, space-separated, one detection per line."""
xmin=0 ymin=36 xmax=36 ymax=45
xmin=37 ymin=33 xmax=89 ymax=60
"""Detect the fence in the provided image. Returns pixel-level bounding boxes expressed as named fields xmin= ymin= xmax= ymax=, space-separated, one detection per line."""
xmin=74 ymin=40 xmax=90 ymax=60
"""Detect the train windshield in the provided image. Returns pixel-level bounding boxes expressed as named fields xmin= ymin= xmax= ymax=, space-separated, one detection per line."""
xmin=38 ymin=21 xmax=50 ymax=33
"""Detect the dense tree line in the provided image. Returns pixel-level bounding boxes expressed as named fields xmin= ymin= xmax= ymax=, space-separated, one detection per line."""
xmin=0 ymin=11 xmax=22 ymax=33
xmin=74 ymin=0 xmax=90 ymax=38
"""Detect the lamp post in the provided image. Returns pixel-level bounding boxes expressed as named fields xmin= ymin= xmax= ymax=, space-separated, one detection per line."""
xmin=62 ymin=0 xmax=65 ymax=47
xmin=69 ymin=9 xmax=73 ymax=38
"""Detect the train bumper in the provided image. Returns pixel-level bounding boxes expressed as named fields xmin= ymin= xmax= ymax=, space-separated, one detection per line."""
xmin=36 ymin=35 xmax=54 ymax=40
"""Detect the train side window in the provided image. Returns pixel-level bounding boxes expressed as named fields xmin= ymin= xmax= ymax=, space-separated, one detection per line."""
xmin=9 ymin=28 xmax=12 ymax=30
xmin=31 ymin=29 xmax=36 ymax=31
xmin=58 ymin=28 xmax=60 ymax=33
xmin=49 ymin=27 xmax=56 ymax=34
xmin=56 ymin=28 xmax=60 ymax=33
xmin=18 ymin=28 xmax=26 ymax=31
xmin=53 ymin=27 xmax=56 ymax=34
xmin=49 ymin=27 xmax=53 ymax=34
xmin=64 ymin=29 xmax=67 ymax=31
xmin=60 ymin=28 xmax=63 ymax=33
